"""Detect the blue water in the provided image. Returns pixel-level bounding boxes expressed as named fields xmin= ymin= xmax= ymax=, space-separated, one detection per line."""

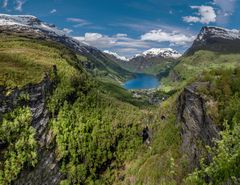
xmin=123 ymin=74 xmax=160 ymax=90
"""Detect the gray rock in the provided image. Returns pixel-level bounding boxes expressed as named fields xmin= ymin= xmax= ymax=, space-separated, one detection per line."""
xmin=177 ymin=82 xmax=219 ymax=171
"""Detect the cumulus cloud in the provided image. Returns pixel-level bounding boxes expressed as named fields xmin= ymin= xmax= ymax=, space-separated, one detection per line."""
xmin=183 ymin=6 xmax=216 ymax=24
xmin=15 ymin=0 xmax=26 ymax=11
xmin=74 ymin=33 xmax=150 ymax=49
xmin=140 ymin=29 xmax=195 ymax=45
xmin=50 ymin=9 xmax=57 ymax=14
xmin=66 ymin=18 xmax=91 ymax=27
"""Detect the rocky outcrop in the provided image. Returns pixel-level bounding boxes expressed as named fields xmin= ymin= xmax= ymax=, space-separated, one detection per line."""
xmin=177 ymin=82 xmax=219 ymax=170
xmin=185 ymin=26 xmax=240 ymax=55
xmin=0 ymin=66 xmax=64 ymax=185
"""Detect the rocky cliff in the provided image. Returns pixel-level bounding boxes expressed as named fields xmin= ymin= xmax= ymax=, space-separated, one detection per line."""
xmin=177 ymin=82 xmax=219 ymax=170
xmin=0 ymin=66 xmax=63 ymax=185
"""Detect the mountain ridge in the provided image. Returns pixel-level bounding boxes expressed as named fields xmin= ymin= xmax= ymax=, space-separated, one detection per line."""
xmin=0 ymin=14 xmax=132 ymax=81
xmin=185 ymin=26 xmax=240 ymax=55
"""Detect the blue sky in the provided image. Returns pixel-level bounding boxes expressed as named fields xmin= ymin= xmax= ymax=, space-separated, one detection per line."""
xmin=0 ymin=0 xmax=239 ymax=57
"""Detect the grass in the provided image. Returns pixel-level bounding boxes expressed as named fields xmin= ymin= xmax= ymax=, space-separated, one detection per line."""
xmin=161 ymin=50 xmax=240 ymax=92
xmin=0 ymin=34 xmax=86 ymax=89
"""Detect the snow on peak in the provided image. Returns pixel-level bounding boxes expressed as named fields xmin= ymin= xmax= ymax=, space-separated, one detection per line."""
xmin=0 ymin=14 xmax=66 ymax=36
xmin=104 ymin=50 xmax=129 ymax=61
xmin=197 ymin=26 xmax=240 ymax=41
xmin=139 ymin=48 xmax=182 ymax=58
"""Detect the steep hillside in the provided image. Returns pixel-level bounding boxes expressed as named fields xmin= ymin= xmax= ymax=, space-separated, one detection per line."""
xmin=0 ymin=34 xmax=153 ymax=184
xmin=0 ymin=14 xmax=132 ymax=82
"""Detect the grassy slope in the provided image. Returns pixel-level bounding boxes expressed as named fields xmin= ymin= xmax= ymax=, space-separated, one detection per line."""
xmin=0 ymin=35 xmax=186 ymax=184
xmin=0 ymin=35 xmax=85 ymax=89
xmin=161 ymin=50 xmax=240 ymax=92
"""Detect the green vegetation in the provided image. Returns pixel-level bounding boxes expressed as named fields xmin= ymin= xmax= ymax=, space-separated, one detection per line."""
xmin=2 ymin=31 xmax=240 ymax=185
xmin=0 ymin=34 xmax=182 ymax=184
xmin=186 ymin=121 xmax=240 ymax=185
xmin=183 ymin=67 xmax=240 ymax=184
xmin=0 ymin=107 xmax=37 ymax=185
xmin=114 ymin=94 xmax=188 ymax=185
xmin=161 ymin=50 xmax=240 ymax=92
xmin=0 ymin=35 xmax=86 ymax=89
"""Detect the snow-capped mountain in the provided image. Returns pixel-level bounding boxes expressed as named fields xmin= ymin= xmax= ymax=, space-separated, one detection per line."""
xmin=0 ymin=14 xmax=132 ymax=80
xmin=137 ymin=48 xmax=182 ymax=59
xmin=186 ymin=26 xmax=240 ymax=55
xmin=103 ymin=50 xmax=129 ymax=61
xmin=0 ymin=14 xmax=92 ymax=53
xmin=196 ymin=26 xmax=240 ymax=42
xmin=0 ymin=14 xmax=66 ymax=36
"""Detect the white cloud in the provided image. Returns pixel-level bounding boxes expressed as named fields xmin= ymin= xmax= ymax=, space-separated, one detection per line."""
xmin=66 ymin=18 xmax=91 ymax=27
xmin=2 ymin=0 xmax=8 ymax=8
xmin=62 ymin=28 xmax=73 ymax=34
xmin=50 ymin=9 xmax=57 ymax=14
xmin=74 ymin=32 xmax=154 ymax=57
xmin=183 ymin=6 xmax=216 ymax=24
xmin=15 ymin=0 xmax=26 ymax=11
xmin=74 ymin=28 xmax=196 ymax=57
xmin=75 ymin=33 xmax=117 ymax=48
xmin=140 ymin=29 xmax=195 ymax=45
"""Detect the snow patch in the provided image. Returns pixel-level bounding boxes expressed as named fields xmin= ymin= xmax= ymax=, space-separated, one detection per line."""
xmin=137 ymin=48 xmax=182 ymax=58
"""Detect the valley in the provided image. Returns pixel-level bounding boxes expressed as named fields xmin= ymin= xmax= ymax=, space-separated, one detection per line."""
xmin=0 ymin=13 xmax=240 ymax=185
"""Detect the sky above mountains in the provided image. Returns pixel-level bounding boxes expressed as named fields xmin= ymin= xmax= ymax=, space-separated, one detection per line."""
xmin=0 ymin=0 xmax=239 ymax=57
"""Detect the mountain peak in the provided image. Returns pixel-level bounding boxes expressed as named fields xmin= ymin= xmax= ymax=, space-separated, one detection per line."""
xmin=185 ymin=26 xmax=240 ymax=55
xmin=0 ymin=14 xmax=66 ymax=36
xmin=197 ymin=26 xmax=240 ymax=42
xmin=136 ymin=48 xmax=181 ymax=59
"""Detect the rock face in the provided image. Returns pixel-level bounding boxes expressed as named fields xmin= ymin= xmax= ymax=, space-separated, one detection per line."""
xmin=177 ymin=82 xmax=219 ymax=170
xmin=0 ymin=66 xmax=64 ymax=185
xmin=185 ymin=26 xmax=240 ymax=55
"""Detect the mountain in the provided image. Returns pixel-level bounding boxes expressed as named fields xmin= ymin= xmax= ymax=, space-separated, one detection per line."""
xmin=136 ymin=48 xmax=182 ymax=58
xmin=0 ymin=14 xmax=132 ymax=81
xmin=185 ymin=26 xmax=240 ymax=55
xmin=105 ymin=48 xmax=181 ymax=77
xmin=162 ymin=26 xmax=240 ymax=91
